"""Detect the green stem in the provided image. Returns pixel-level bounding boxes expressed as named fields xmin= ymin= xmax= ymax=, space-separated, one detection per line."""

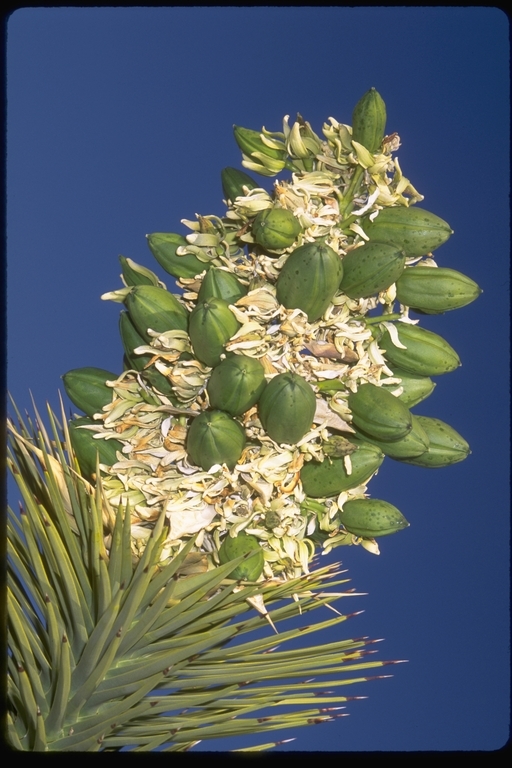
xmin=362 ymin=313 xmax=401 ymax=326
xmin=339 ymin=166 xmax=364 ymax=218
xmin=139 ymin=389 xmax=161 ymax=406
xmin=300 ymin=499 xmax=327 ymax=516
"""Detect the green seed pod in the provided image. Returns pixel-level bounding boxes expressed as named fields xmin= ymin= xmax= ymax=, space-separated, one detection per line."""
xmin=340 ymin=498 xmax=409 ymax=538
xmin=361 ymin=207 xmax=453 ymax=257
xmin=351 ymin=87 xmax=387 ymax=153
xmin=186 ymin=410 xmax=246 ymax=471
xmin=351 ymin=414 xmax=430 ymax=459
xmin=378 ymin=323 xmax=461 ymax=376
xmin=147 ymin=232 xmax=210 ymax=279
xmin=300 ymin=441 xmax=385 ymax=498
xmin=62 ymin=367 xmax=118 ymax=418
xmin=188 ymin=297 xmax=240 ymax=368
xmin=125 ymin=285 xmax=189 ymax=342
xmin=119 ymin=312 xmax=179 ymax=401
xmin=197 ymin=268 xmax=248 ymax=304
xmin=395 ymin=266 xmax=482 ymax=313
xmin=221 ymin=167 xmax=259 ymax=203
xmin=207 ymin=355 xmax=267 ymax=416
xmin=252 ymin=207 xmax=302 ymax=251
xmin=259 ymin=372 xmax=316 ymax=445
xmin=68 ymin=418 xmax=124 ymax=480
xmin=339 ymin=242 xmax=406 ymax=299
xmin=119 ymin=311 xmax=152 ymax=373
xmin=219 ymin=531 xmax=264 ymax=581
xmin=119 ymin=256 xmax=159 ymax=287
xmin=382 ymin=367 xmax=436 ymax=407
xmin=233 ymin=125 xmax=286 ymax=162
xmin=276 ymin=242 xmax=343 ymax=322
xmin=397 ymin=416 xmax=470 ymax=468
xmin=348 ymin=383 xmax=412 ymax=442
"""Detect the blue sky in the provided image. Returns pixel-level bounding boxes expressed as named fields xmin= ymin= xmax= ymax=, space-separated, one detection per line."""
xmin=6 ymin=7 xmax=510 ymax=751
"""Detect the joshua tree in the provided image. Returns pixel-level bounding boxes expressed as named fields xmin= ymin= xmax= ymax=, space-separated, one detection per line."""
xmin=7 ymin=88 xmax=480 ymax=751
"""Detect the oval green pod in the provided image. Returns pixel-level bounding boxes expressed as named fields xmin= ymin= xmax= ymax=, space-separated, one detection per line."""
xmin=119 ymin=256 xmax=159 ymax=287
xmin=233 ymin=125 xmax=287 ymax=162
xmin=125 ymin=285 xmax=189 ymax=342
xmin=252 ymin=207 xmax=302 ymax=251
xmin=197 ymin=268 xmax=248 ymax=304
xmin=348 ymin=382 xmax=412 ymax=442
xmin=361 ymin=206 xmax=453 ymax=257
xmin=258 ymin=372 xmax=316 ymax=445
xmin=68 ymin=418 xmax=124 ymax=480
xmin=119 ymin=312 xmax=148 ymax=373
xmin=395 ymin=266 xmax=482 ymax=313
xmin=351 ymin=87 xmax=387 ymax=153
xmin=300 ymin=441 xmax=385 ymax=498
xmin=186 ymin=410 xmax=246 ymax=471
xmin=351 ymin=415 xmax=430 ymax=459
xmin=221 ymin=167 xmax=259 ymax=203
xmin=378 ymin=323 xmax=461 ymax=376
xmin=340 ymin=498 xmax=409 ymax=538
xmin=207 ymin=355 xmax=267 ymax=416
xmin=219 ymin=531 xmax=264 ymax=581
xmin=339 ymin=242 xmax=406 ymax=299
xmin=188 ymin=297 xmax=240 ymax=368
xmin=119 ymin=312 xmax=179 ymax=401
xmin=276 ymin=242 xmax=343 ymax=322
xmin=381 ymin=367 xmax=436 ymax=407
xmin=147 ymin=232 xmax=209 ymax=279
xmin=62 ymin=367 xmax=118 ymax=418
xmin=397 ymin=416 xmax=470 ymax=468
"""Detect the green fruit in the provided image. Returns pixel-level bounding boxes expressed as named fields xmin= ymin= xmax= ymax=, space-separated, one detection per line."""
xmin=147 ymin=232 xmax=210 ymax=279
xmin=276 ymin=242 xmax=343 ymax=322
xmin=68 ymin=418 xmax=124 ymax=479
xmin=339 ymin=242 xmax=406 ymax=299
xmin=252 ymin=207 xmax=302 ymax=251
xmin=378 ymin=323 xmax=461 ymax=376
xmin=207 ymin=355 xmax=267 ymax=416
xmin=188 ymin=298 xmax=240 ymax=368
xmin=119 ymin=311 xmax=152 ymax=372
xmin=221 ymin=167 xmax=259 ymax=203
xmin=397 ymin=416 xmax=470 ymax=468
xmin=340 ymin=498 xmax=409 ymax=538
xmin=119 ymin=312 xmax=178 ymax=401
xmin=218 ymin=531 xmax=264 ymax=581
xmin=258 ymin=373 xmax=316 ymax=445
xmin=197 ymin=268 xmax=248 ymax=304
xmin=186 ymin=410 xmax=246 ymax=471
xmin=352 ymin=415 xmax=430 ymax=459
xmin=233 ymin=125 xmax=286 ymax=161
xmin=62 ymin=367 xmax=118 ymax=418
xmin=300 ymin=441 xmax=385 ymax=498
xmin=382 ymin=367 xmax=436 ymax=407
xmin=119 ymin=256 xmax=158 ymax=287
xmin=351 ymin=87 xmax=387 ymax=153
xmin=361 ymin=206 xmax=453 ymax=257
xmin=348 ymin=383 xmax=412 ymax=442
xmin=395 ymin=267 xmax=482 ymax=313
xmin=125 ymin=285 xmax=189 ymax=342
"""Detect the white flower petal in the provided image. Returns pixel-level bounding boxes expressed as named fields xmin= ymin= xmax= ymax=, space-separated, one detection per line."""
xmin=382 ymin=321 xmax=408 ymax=349
xmin=168 ymin=503 xmax=217 ymax=540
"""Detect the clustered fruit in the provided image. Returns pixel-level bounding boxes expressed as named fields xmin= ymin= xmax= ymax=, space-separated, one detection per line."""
xmin=63 ymin=89 xmax=481 ymax=581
